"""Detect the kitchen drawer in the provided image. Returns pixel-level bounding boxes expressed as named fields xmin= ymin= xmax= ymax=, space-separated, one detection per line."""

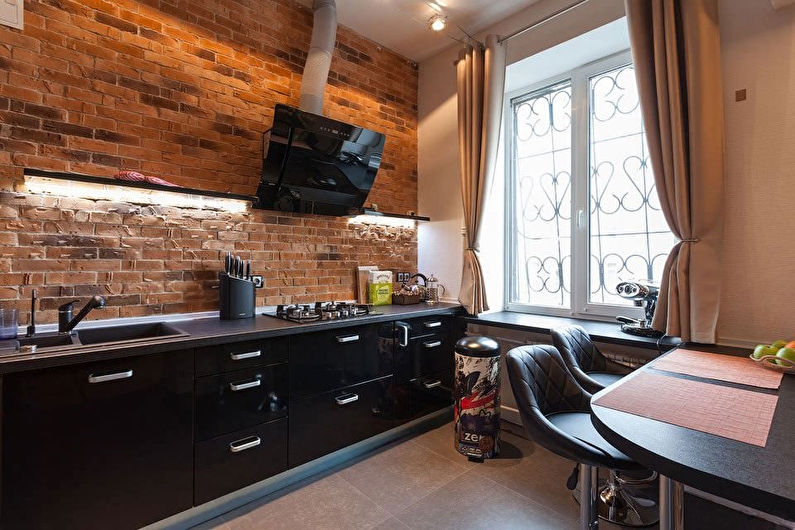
xmin=2 ymin=351 xmax=193 ymax=530
xmin=410 ymin=369 xmax=454 ymax=419
xmin=195 ymin=337 xmax=287 ymax=376
xmin=396 ymin=332 xmax=454 ymax=381
xmin=289 ymin=375 xmax=396 ymax=467
xmin=398 ymin=315 xmax=452 ymax=338
xmin=290 ymin=323 xmax=393 ymax=398
xmin=196 ymin=364 xmax=288 ymax=440
xmin=194 ymin=419 xmax=288 ymax=505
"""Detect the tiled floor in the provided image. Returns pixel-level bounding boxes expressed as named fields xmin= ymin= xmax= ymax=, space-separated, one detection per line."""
xmin=193 ymin=422 xmax=582 ymax=530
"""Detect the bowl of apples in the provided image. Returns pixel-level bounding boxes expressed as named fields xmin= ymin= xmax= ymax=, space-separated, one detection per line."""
xmin=750 ymin=340 xmax=795 ymax=374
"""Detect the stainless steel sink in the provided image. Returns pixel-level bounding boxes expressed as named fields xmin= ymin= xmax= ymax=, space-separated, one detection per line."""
xmin=74 ymin=322 xmax=187 ymax=346
xmin=12 ymin=322 xmax=188 ymax=352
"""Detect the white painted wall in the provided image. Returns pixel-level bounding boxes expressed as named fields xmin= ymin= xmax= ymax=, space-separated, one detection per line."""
xmin=716 ymin=0 xmax=795 ymax=345
xmin=419 ymin=0 xmax=795 ymax=345
xmin=417 ymin=0 xmax=626 ymax=306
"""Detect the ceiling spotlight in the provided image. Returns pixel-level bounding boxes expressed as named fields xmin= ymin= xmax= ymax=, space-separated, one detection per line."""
xmin=429 ymin=14 xmax=447 ymax=31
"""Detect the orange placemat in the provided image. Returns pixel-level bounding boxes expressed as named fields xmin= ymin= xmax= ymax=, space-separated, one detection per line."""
xmin=593 ymin=372 xmax=778 ymax=447
xmin=653 ymin=348 xmax=783 ymax=389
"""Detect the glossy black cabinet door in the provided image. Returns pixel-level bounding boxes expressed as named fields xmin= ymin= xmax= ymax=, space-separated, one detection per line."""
xmin=290 ymin=323 xmax=393 ymax=397
xmin=395 ymin=332 xmax=454 ymax=382
xmin=289 ymin=376 xmax=396 ymax=468
xmin=410 ymin=369 xmax=454 ymax=419
xmin=196 ymin=363 xmax=288 ymax=440
xmin=195 ymin=337 xmax=288 ymax=376
xmin=2 ymin=351 xmax=194 ymax=530
xmin=194 ymin=419 xmax=288 ymax=505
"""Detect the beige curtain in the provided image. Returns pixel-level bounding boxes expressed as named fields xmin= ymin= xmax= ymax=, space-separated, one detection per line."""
xmin=457 ymin=35 xmax=507 ymax=315
xmin=625 ymin=0 xmax=725 ymax=343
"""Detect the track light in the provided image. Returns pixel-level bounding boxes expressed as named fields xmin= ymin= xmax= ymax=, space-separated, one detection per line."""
xmin=429 ymin=14 xmax=447 ymax=31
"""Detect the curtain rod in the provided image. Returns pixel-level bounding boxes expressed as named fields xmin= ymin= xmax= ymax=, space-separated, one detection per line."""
xmin=498 ymin=0 xmax=591 ymax=44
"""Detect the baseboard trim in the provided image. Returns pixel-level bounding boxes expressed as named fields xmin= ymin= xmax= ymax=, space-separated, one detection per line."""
xmin=145 ymin=408 xmax=452 ymax=530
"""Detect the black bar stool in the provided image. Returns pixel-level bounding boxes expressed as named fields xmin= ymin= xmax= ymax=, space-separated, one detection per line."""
xmin=551 ymin=325 xmax=629 ymax=393
xmin=506 ymin=344 xmax=658 ymax=529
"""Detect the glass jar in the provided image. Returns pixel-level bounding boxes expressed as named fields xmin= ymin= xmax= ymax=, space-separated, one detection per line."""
xmin=426 ymin=274 xmax=439 ymax=305
xmin=0 ymin=308 xmax=19 ymax=340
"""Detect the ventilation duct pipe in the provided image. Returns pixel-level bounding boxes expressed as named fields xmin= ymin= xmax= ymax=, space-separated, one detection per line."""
xmin=299 ymin=0 xmax=337 ymax=115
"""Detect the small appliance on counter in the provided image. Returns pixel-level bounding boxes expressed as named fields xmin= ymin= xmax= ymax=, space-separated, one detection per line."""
xmin=219 ymin=253 xmax=263 ymax=320
xmin=615 ymin=281 xmax=664 ymax=338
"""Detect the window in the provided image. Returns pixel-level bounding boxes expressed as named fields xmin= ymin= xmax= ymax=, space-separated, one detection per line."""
xmin=505 ymin=52 xmax=676 ymax=318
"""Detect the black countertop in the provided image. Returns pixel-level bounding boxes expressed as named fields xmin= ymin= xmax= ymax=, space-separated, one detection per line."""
xmin=464 ymin=311 xmax=681 ymax=350
xmin=591 ymin=344 xmax=795 ymax=521
xmin=0 ymin=303 xmax=463 ymax=374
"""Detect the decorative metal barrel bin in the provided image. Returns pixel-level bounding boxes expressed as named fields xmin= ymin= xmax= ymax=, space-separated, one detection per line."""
xmin=453 ymin=336 xmax=500 ymax=461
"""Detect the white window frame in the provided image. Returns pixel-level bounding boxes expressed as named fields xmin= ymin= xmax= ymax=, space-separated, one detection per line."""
xmin=504 ymin=50 xmax=650 ymax=321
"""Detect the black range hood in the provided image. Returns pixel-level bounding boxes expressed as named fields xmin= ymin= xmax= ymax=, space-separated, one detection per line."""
xmin=255 ymin=104 xmax=386 ymax=217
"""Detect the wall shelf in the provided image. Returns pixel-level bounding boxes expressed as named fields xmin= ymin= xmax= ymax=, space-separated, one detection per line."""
xmin=349 ymin=208 xmax=431 ymax=222
xmin=23 ymin=168 xmax=431 ymax=221
xmin=23 ymin=168 xmax=256 ymax=203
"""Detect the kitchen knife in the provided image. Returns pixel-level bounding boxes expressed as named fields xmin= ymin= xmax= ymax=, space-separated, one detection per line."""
xmin=224 ymin=253 xmax=231 ymax=275
xmin=245 ymin=261 xmax=250 ymax=280
xmin=236 ymin=256 xmax=242 ymax=278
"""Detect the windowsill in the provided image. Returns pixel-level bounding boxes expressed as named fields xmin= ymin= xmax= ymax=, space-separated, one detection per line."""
xmin=463 ymin=311 xmax=681 ymax=351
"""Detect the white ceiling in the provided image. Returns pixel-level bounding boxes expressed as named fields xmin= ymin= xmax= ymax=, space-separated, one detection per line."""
xmin=295 ymin=0 xmax=538 ymax=62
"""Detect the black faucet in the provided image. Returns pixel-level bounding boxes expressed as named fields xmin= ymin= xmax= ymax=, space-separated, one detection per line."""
xmin=58 ymin=296 xmax=106 ymax=334
xmin=25 ymin=289 xmax=37 ymax=338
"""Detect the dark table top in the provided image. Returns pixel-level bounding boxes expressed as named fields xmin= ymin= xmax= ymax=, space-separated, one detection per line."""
xmin=464 ymin=311 xmax=682 ymax=350
xmin=591 ymin=344 xmax=795 ymax=521
xmin=0 ymin=303 xmax=462 ymax=374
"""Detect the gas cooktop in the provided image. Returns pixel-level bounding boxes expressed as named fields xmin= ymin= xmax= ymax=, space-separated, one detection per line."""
xmin=265 ymin=302 xmax=382 ymax=323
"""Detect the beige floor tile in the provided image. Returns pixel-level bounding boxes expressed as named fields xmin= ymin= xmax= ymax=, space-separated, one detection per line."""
xmin=394 ymin=468 xmax=573 ymax=530
xmin=469 ymin=430 xmax=579 ymax=523
xmin=225 ymin=473 xmax=391 ymax=530
xmin=339 ymin=439 xmax=469 ymax=514
xmin=369 ymin=517 xmax=412 ymax=530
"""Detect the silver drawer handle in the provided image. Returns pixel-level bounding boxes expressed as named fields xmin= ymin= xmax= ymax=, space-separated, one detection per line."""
xmin=88 ymin=370 xmax=133 ymax=384
xmin=229 ymin=378 xmax=261 ymax=391
xmin=336 ymin=334 xmax=360 ymax=343
xmin=424 ymin=321 xmax=442 ymax=328
xmin=335 ymin=393 xmax=359 ymax=405
xmin=230 ymin=350 xmax=261 ymax=361
xmin=229 ymin=436 xmax=261 ymax=453
xmin=424 ymin=340 xmax=442 ymax=348
xmin=423 ymin=380 xmax=442 ymax=389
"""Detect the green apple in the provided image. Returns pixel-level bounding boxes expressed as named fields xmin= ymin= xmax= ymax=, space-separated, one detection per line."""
xmin=771 ymin=340 xmax=788 ymax=350
xmin=775 ymin=347 xmax=795 ymax=367
xmin=752 ymin=344 xmax=779 ymax=360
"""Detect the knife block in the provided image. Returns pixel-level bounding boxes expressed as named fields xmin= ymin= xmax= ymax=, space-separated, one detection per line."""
xmin=219 ymin=273 xmax=255 ymax=320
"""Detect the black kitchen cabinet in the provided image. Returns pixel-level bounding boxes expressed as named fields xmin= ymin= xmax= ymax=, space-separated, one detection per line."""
xmin=1 ymin=350 xmax=194 ymax=530
xmin=395 ymin=331 xmax=454 ymax=381
xmin=290 ymin=322 xmax=394 ymax=397
xmin=196 ymin=363 xmax=288 ymax=440
xmin=194 ymin=418 xmax=288 ymax=505
xmin=289 ymin=375 xmax=397 ymax=467
xmin=195 ymin=337 xmax=288 ymax=377
xmin=409 ymin=368 xmax=454 ymax=418
xmin=394 ymin=316 xmax=461 ymax=420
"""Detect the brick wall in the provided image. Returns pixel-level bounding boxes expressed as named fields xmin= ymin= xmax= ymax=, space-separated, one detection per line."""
xmin=0 ymin=0 xmax=419 ymax=324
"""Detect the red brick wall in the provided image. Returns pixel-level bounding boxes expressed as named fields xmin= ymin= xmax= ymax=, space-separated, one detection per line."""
xmin=0 ymin=0 xmax=418 ymax=324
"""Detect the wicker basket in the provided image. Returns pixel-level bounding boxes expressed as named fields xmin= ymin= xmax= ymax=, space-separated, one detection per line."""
xmin=392 ymin=292 xmax=422 ymax=305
